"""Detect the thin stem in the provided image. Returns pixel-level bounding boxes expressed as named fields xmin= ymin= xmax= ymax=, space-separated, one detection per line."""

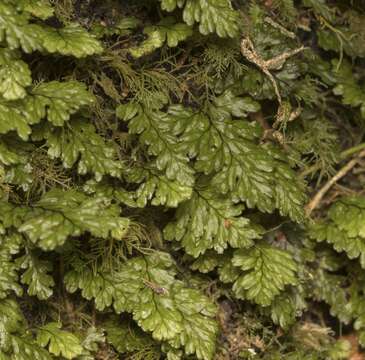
xmin=305 ymin=149 xmax=365 ymax=216
xmin=341 ymin=142 xmax=365 ymax=158
xmin=300 ymin=142 xmax=365 ymax=178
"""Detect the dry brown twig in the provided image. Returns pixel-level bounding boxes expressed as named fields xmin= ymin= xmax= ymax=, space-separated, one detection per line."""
xmin=305 ymin=149 xmax=365 ymax=216
xmin=264 ymin=17 xmax=296 ymax=39
xmin=240 ymin=37 xmax=306 ymax=139
xmin=240 ymin=37 xmax=306 ymax=105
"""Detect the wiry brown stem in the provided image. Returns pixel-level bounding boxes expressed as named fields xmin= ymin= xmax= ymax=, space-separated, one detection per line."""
xmin=305 ymin=149 xmax=365 ymax=216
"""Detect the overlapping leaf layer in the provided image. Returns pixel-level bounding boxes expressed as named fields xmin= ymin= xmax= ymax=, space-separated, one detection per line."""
xmin=1 ymin=0 xmax=365 ymax=359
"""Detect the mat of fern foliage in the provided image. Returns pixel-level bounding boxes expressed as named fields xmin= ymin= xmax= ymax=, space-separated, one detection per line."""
xmin=1 ymin=0 xmax=365 ymax=359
